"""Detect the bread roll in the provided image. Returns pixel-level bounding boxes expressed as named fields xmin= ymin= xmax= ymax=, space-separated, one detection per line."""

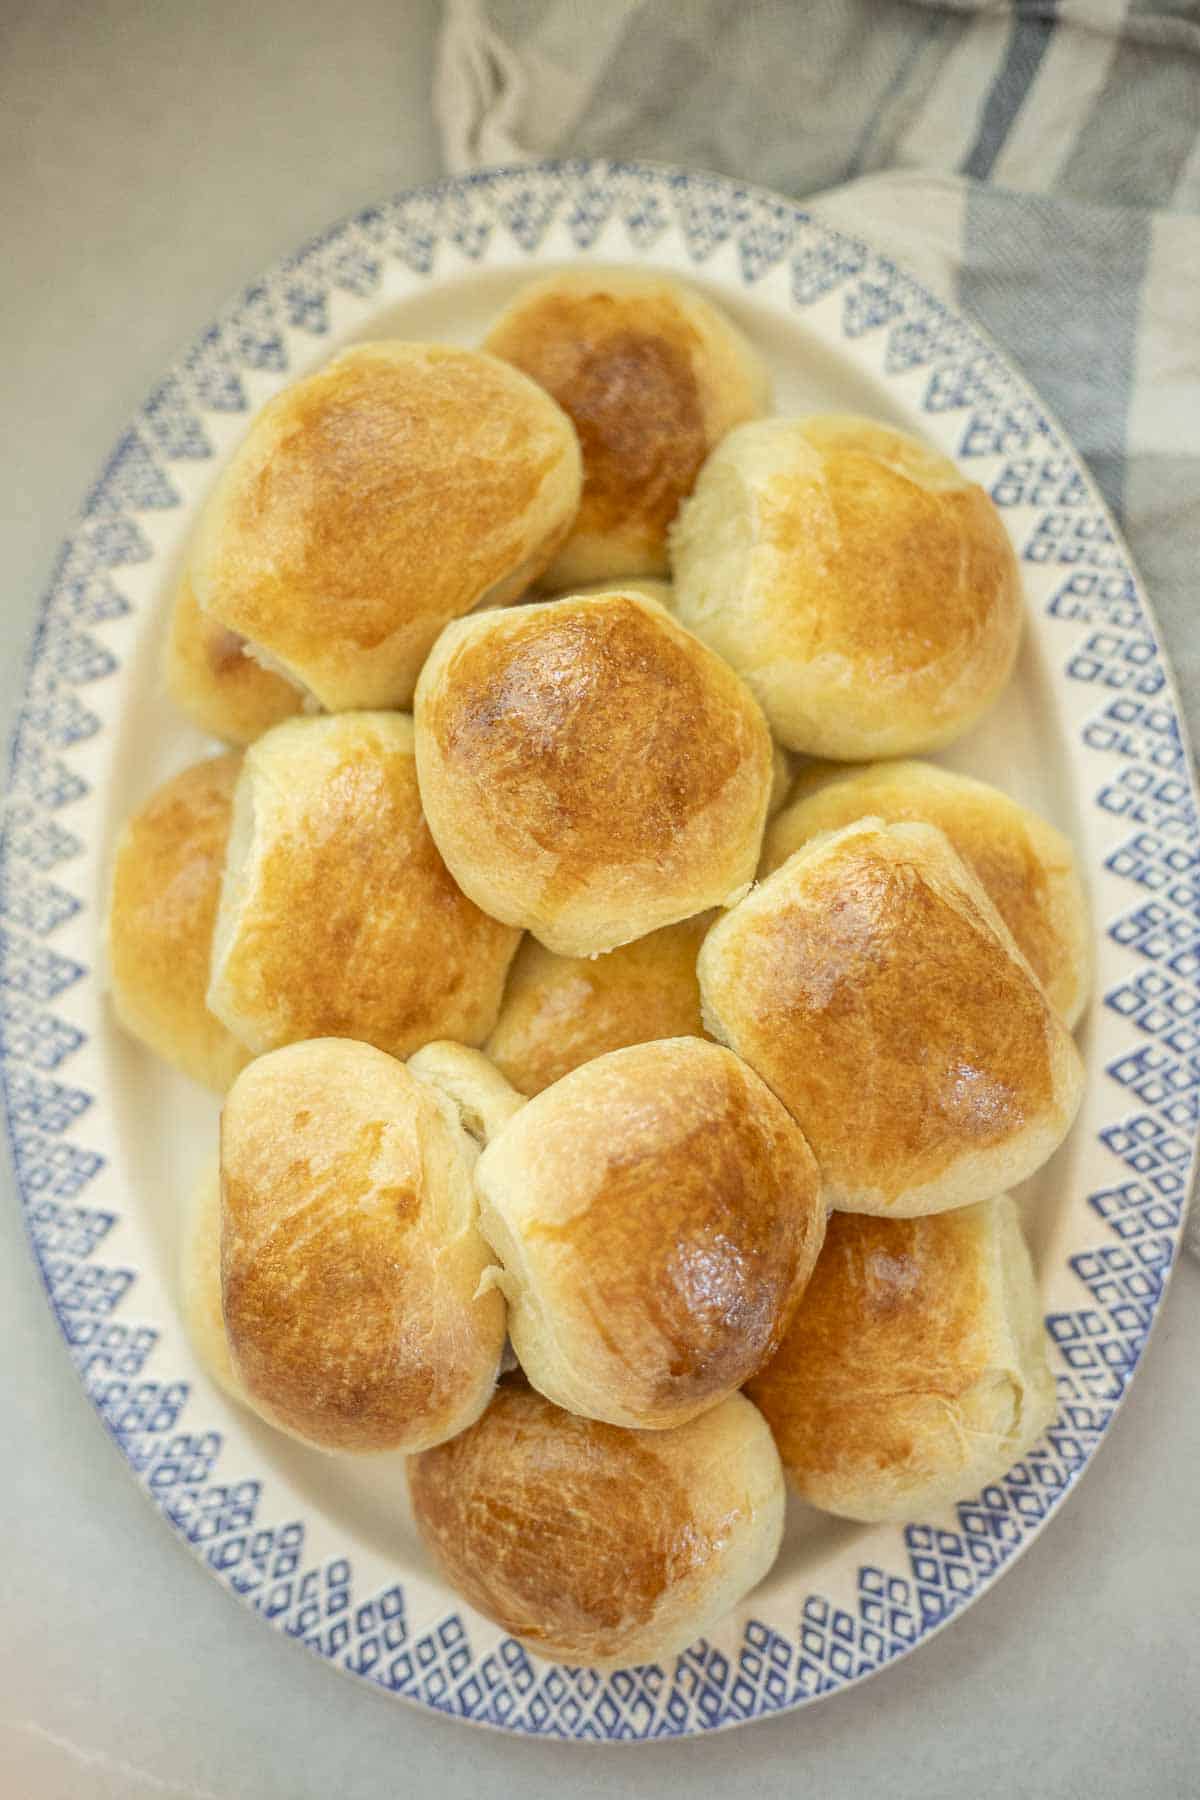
xmin=484 ymin=270 xmax=769 ymax=588
xmin=485 ymin=913 xmax=713 ymax=1096
xmin=474 ymin=1038 xmax=825 ymax=1429
xmin=106 ymin=754 xmax=251 ymax=1092
xmin=670 ymin=414 xmax=1022 ymax=758
xmin=764 ymin=760 xmax=1091 ymax=1028
xmin=699 ymin=818 xmax=1084 ymax=1216
xmin=166 ymin=573 xmax=304 ymax=745
xmin=746 ymin=1198 xmax=1055 ymax=1522
xmin=414 ymin=590 xmax=774 ymax=956
xmin=549 ymin=575 xmax=677 ymax=610
xmin=220 ymin=1038 xmax=505 ymax=1452
xmin=409 ymin=1380 xmax=784 ymax=1669
xmin=207 ymin=712 xmax=520 ymax=1059
xmin=189 ymin=342 xmax=582 ymax=711
xmin=180 ymin=1162 xmax=244 ymax=1403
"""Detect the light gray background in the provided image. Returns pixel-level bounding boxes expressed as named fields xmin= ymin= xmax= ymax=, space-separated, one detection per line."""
xmin=1 ymin=4 xmax=1196 ymax=1796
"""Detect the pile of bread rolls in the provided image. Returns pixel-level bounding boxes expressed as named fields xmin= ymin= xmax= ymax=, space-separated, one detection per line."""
xmin=107 ymin=268 xmax=1089 ymax=1672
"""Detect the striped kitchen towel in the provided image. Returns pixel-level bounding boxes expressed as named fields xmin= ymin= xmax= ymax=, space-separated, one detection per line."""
xmin=437 ymin=0 xmax=1200 ymax=1255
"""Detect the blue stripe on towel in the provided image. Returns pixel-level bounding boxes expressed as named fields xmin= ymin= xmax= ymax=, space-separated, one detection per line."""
xmin=962 ymin=2 xmax=1059 ymax=182
xmin=961 ymin=187 xmax=1151 ymax=522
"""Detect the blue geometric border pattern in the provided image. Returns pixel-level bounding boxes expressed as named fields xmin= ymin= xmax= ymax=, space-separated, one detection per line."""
xmin=2 ymin=161 xmax=1197 ymax=1739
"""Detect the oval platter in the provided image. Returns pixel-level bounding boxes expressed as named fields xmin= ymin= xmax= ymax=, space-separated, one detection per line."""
xmin=3 ymin=159 xmax=1197 ymax=1741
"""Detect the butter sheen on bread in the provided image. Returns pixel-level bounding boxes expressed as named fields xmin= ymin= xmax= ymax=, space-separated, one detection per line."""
xmin=409 ymin=1380 xmax=785 ymax=1668
xmin=700 ymin=817 xmax=1084 ymax=1216
xmin=414 ymin=589 xmax=774 ymax=957
xmin=764 ymin=759 xmax=1091 ymax=1028
xmin=474 ymin=1037 xmax=826 ymax=1429
xmin=219 ymin=1039 xmax=506 ymax=1453
xmin=671 ymin=414 xmax=1022 ymax=758
xmin=485 ymin=269 xmax=769 ymax=587
xmin=746 ymin=1197 xmax=1055 ymax=1522
xmin=207 ymin=712 xmax=521 ymax=1060
xmin=189 ymin=342 xmax=582 ymax=711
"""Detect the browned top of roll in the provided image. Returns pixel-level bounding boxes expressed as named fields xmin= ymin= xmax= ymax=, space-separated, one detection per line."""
xmin=106 ymin=753 xmax=250 ymax=1091
xmin=166 ymin=573 xmax=303 ymax=746
xmin=485 ymin=913 xmax=713 ymax=1096
xmin=189 ymin=342 xmax=581 ymax=709
xmin=763 ymin=759 xmax=1090 ymax=1027
xmin=746 ymin=1205 xmax=1001 ymax=1484
xmin=415 ymin=592 xmax=772 ymax=954
xmin=767 ymin=420 xmax=1017 ymax=685
xmin=410 ymin=1380 xmax=692 ymax=1651
xmin=220 ymin=1038 xmax=504 ymax=1452
xmin=209 ymin=713 xmax=521 ymax=1059
xmin=484 ymin=271 xmax=768 ymax=578
xmin=408 ymin=1379 xmax=781 ymax=1666
xmin=478 ymin=1038 xmax=824 ymax=1423
xmin=700 ymin=819 xmax=1060 ymax=1205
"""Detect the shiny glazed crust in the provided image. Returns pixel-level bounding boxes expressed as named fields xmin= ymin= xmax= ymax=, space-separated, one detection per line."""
xmin=474 ymin=1037 xmax=826 ymax=1428
xmin=763 ymin=759 xmax=1092 ymax=1028
xmin=189 ymin=342 xmax=582 ymax=710
xmin=485 ymin=269 xmax=770 ymax=587
xmin=106 ymin=753 xmax=252 ymax=1092
xmin=206 ymin=712 xmax=521 ymax=1058
xmin=699 ymin=817 xmax=1084 ymax=1215
xmin=670 ymin=414 xmax=1022 ymax=758
xmin=413 ymin=590 xmax=774 ymax=956
xmin=746 ymin=1197 xmax=1056 ymax=1522
xmin=219 ymin=1039 xmax=506 ymax=1452
xmin=408 ymin=1381 xmax=785 ymax=1668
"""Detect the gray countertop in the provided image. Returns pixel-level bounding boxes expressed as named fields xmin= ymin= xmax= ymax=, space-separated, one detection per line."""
xmin=2 ymin=5 xmax=1196 ymax=1796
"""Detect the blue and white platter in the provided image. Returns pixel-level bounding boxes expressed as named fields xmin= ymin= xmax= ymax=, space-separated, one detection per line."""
xmin=3 ymin=160 xmax=1197 ymax=1740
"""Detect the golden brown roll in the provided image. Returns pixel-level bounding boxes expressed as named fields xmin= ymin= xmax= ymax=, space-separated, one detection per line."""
xmin=180 ymin=1162 xmax=244 ymax=1404
xmin=485 ymin=913 xmax=713 ymax=1096
xmin=106 ymin=754 xmax=252 ymax=1092
xmin=409 ymin=1380 xmax=784 ymax=1669
xmin=746 ymin=1198 xmax=1056 ymax=1523
xmin=474 ymin=1037 xmax=825 ymax=1429
xmin=207 ymin=712 xmax=521 ymax=1059
xmin=220 ymin=1038 xmax=506 ymax=1452
xmin=699 ymin=818 xmax=1084 ymax=1216
xmin=413 ymin=590 xmax=774 ymax=956
xmin=550 ymin=575 xmax=677 ymax=609
xmin=670 ymin=414 xmax=1022 ymax=758
xmin=189 ymin=342 xmax=582 ymax=711
xmin=165 ymin=572 xmax=305 ymax=745
xmin=484 ymin=269 xmax=769 ymax=588
xmin=763 ymin=759 xmax=1091 ymax=1028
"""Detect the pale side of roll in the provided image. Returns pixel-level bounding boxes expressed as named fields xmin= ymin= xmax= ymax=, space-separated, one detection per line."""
xmin=670 ymin=414 xmax=1022 ymax=759
xmin=746 ymin=1197 xmax=1056 ymax=1523
xmin=106 ymin=753 xmax=252 ymax=1092
xmin=413 ymin=589 xmax=774 ymax=957
xmin=165 ymin=572 xmax=305 ymax=746
xmin=485 ymin=269 xmax=770 ymax=587
xmin=207 ymin=711 xmax=521 ymax=1060
xmin=189 ymin=342 xmax=582 ymax=711
xmin=219 ymin=1039 xmax=506 ymax=1453
xmin=408 ymin=1381 xmax=785 ymax=1669
xmin=699 ymin=817 xmax=1084 ymax=1216
xmin=180 ymin=1162 xmax=245 ymax=1405
xmin=473 ymin=1037 xmax=826 ymax=1429
xmin=763 ymin=758 xmax=1092 ymax=1028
